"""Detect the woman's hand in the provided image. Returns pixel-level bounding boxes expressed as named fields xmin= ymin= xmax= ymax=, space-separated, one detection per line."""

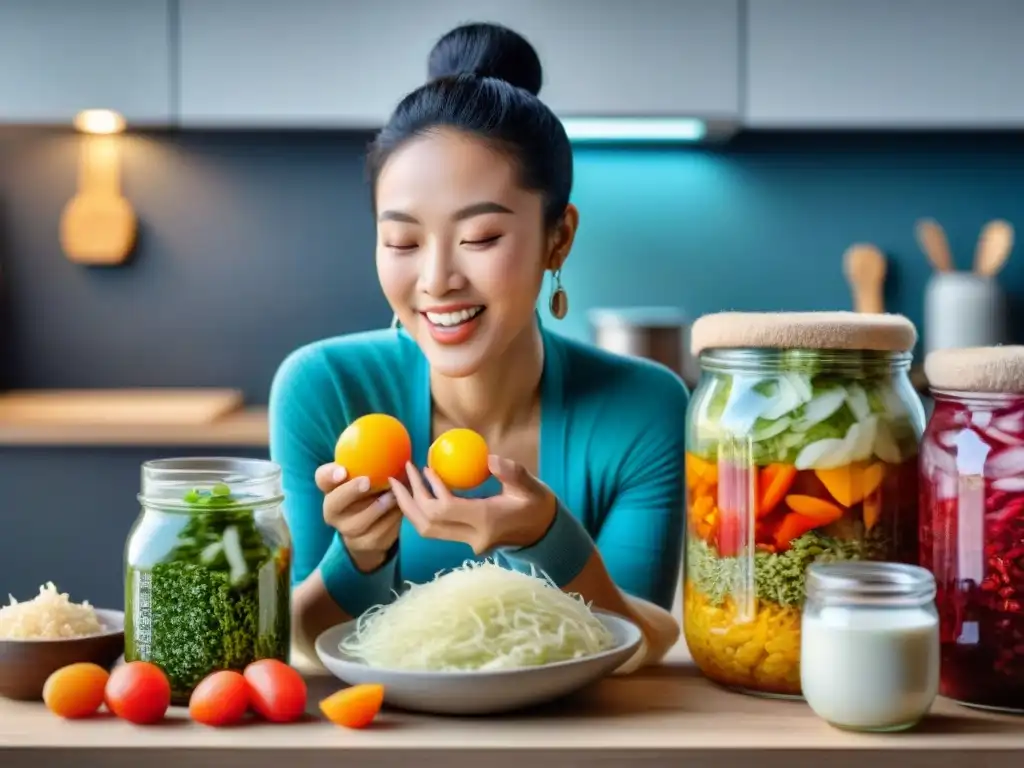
xmin=388 ymin=456 xmax=557 ymax=555
xmin=314 ymin=463 xmax=402 ymax=573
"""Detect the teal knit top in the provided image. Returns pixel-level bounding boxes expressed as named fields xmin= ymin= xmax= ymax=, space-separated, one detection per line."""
xmin=268 ymin=323 xmax=688 ymax=616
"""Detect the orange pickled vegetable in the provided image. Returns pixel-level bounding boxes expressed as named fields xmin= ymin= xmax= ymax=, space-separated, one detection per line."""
xmin=815 ymin=462 xmax=886 ymax=507
xmin=783 ymin=494 xmax=844 ymax=523
xmin=319 ymin=684 xmax=384 ymax=729
xmin=863 ymin=488 xmax=883 ymax=531
xmin=686 ymin=455 xmax=718 ymax=488
xmin=757 ymin=464 xmax=798 ymax=518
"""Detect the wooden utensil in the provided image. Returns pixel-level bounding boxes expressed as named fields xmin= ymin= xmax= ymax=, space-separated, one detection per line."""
xmin=58 ymin=134 xmax=137 ymax=266
xmin=843 ymin=243 xmax=887 ymax=314
xmin=973 ymin=219 xmax=1014 ymax=277
xmin=915 ymin=218 xmax=954 ymax=272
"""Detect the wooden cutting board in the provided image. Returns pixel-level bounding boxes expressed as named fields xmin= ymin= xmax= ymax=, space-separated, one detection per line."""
xmin=0 ymin=389 xmax=244 ymax=426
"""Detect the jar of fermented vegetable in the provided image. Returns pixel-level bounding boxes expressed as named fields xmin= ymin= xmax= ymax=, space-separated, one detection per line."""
xmin=921 ymin=346 xmax=1024 ymax=713
xmin=683 ymin=312 xmax=925 ymax=697
xmin=124 ymin=458 xmax=292 ymax=705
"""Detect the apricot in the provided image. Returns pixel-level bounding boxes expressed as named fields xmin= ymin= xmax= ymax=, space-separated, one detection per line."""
xmin=428 ymin=428 xmax=491 ymax=490
xmin=334 ymin=414 xmax=412 ymax=492
xmin=43 ymin=662 xmax=109 ymax=719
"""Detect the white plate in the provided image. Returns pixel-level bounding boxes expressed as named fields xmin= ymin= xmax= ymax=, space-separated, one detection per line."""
xmin=314 ymin=609 xmax=643 ymax=715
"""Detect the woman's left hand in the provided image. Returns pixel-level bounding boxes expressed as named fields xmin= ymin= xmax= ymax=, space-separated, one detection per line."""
xmin=388 ymin=456 xmax=557 ymax=555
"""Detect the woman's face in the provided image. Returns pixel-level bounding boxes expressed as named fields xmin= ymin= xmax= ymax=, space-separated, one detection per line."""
xmin=374 ymin=128 xmax=574 ymax=378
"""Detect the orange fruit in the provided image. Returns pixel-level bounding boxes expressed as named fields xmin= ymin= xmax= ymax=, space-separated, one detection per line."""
xmin=428 ymin=428 xmax=490 ymax=490
xmin=43 ymin=662 xmax=109 ymax=719
xmin=334 ymin=414 xmax=412 ymax=492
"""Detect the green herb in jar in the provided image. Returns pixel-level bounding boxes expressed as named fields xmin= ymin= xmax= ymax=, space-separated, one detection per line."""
xmin=125 ymin=486 xmax=291 ymax=703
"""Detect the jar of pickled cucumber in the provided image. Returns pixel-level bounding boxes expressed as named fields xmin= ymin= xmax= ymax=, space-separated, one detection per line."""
xmin=124 ymin=458 xmax=293 ymax=705
xmin=921 ymin=346 xmax=1024 ymax=713
xmin=683 ymin=312 xmax=925 ymax=697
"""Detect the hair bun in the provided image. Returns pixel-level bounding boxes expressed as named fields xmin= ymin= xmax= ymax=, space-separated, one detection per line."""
xmin=427 ymin=22 xmax=543 ymax=96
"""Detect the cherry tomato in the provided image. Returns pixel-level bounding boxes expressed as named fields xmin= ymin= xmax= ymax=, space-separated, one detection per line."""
xmin=243 ymin=659 xmax=307 ymax=723
xmin=43 ymin=662 xmax=109 ymax=719
xmin=189 ymin=670 xmax=249 ymax=727
xmin=105 ymin=661 xmax=171 ymax=725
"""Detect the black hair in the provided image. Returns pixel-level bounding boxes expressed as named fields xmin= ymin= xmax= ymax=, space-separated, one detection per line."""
xmin=368 ymin=22 xmax=573 ymax=229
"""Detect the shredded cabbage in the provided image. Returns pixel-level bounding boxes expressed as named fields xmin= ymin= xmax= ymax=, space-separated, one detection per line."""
xmin=339 ymin=560 xmax=617 ymax=671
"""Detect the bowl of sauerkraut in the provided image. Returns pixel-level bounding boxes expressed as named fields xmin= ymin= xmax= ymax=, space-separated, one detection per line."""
xmin=314 ymin=561 xmax=644 ymax=715
xmin=0 ymin=582 xmax=124 ymax=700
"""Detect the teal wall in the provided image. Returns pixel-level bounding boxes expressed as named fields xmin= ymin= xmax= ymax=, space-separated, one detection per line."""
xmin=2 ymin=128 xmax=1023 ymax=606
xmin=549 ymin=132 xmax=1024 ymax=354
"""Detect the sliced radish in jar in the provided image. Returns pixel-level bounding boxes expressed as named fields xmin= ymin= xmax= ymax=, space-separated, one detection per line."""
xmin=846 ymin=418 xmax=877 ymax=463
xmin=992 ymin=411 xmax=1024 ymax=435
xmin=971 ymin=411 xmax=993 ymax=429
xmin=795 ymin=437 xmax=849 ymax=470
xmin=845 ymin=384 xmax=871 ymax=421
xmin=752 ymin=416 xmax=791 ymax=441
xmin=991 ymin=476 xmax=1024 ymax=493
xmin=760 ymin=377 xmax=805 ymax=421
xmin=979 ymin=426 xmax=1024 ymax=447
xmin=873 ymin=420 xmax=902 ymax=464
xmin=922 ymin=438 xmax=958 ymax=477
xmin=937 ymin=429 xmax=961 ymax=449
xmin=782 ymin=372 xmax=814 ymax=403
xmin=986 ymin=446 xmax=1024 ymax=479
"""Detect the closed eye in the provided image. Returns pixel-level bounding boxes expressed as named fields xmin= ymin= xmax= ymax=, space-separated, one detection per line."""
xmin=386 ymin=243 xmax=417 ymax=252
xmin=462 ymin=235 xmax=502 ymax=248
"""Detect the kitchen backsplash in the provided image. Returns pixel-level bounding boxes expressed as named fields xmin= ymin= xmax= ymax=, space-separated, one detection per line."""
xmin=1 ymin=128 xmax=1024 ymax=403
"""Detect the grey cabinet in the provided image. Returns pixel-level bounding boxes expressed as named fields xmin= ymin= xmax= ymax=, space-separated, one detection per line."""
xmin=0 ymin=0 xmax=172 ymax=125
xmin=178 ymin=0 xmax=740 ymax=128
xmin=745 ymin=0 xmax=1024 ymax=128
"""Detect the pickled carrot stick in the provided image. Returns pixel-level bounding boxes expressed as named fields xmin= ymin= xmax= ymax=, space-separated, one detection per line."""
xmin=757 ymin=464 xmax=798 ymax=518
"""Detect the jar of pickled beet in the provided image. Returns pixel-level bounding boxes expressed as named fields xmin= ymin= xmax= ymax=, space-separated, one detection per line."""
xmin=921 ymin=346 xmax=1024 ymax=713
xmin=683 ymin=312 xmax=925 ymax=697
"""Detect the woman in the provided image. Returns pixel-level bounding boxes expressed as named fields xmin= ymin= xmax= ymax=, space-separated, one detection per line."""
xmin=269 ymin=22 xmax=688 ymax=668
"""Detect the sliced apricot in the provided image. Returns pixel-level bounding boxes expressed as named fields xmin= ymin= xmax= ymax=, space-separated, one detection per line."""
xmin=319 ymin=684 xmax=384 ymax=729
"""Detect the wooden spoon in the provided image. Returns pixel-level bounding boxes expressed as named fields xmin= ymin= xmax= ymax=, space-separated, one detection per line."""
xmin=58 ymin=134 xmax=137 ymax=266
xmin=843 ymin=243 xmax=887 ymax=314
xmin=915 ymin=218 xmax=953 ymax=272
xmin=973 ymin=219 xmax=1014 ymax=277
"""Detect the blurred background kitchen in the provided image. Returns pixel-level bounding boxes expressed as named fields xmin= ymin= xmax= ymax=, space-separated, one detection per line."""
xmin=1 ymin=0 xmax=1022 ymax=608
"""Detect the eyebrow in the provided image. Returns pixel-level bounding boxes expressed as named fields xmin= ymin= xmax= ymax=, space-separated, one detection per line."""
xmin=377 ymin=201 xmax=514 ymax=224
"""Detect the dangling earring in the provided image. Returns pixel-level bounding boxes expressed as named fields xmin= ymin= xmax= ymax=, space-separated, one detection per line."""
xmin=548 ymin=269 xmax=568 ymax=320
xmin=390 ymin=313 xmax=402 ymax=330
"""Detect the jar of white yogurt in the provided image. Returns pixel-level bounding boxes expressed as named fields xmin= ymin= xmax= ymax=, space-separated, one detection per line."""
xmin=801 ymin=561 xmax=939 ymax=732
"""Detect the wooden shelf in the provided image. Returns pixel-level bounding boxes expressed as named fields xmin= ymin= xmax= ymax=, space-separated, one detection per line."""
xmin=0 ymin=407 xmax=269 ymax=447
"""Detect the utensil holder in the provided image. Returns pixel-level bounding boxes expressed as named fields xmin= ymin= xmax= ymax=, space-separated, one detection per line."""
xmin=923 ymin=272 xmax=1006 ymax=355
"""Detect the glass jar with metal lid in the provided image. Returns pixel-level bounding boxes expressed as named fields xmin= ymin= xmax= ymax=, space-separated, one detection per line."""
xmin=124 ymin=457 xmax=292 ymax=705
xmin=921 ymin=345 xmax=1024 ymax=713
xmin=683 ymin=311 xmax=925 ymax=697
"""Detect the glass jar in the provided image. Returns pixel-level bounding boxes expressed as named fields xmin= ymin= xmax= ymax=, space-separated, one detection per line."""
xmin=801 ymin=561 xmax=939 ymax=731
xmin=124 ymin=457 xmax=292 ymax=705
xmin=683 ymin=312 xmax=925 ymax=697
xmin=920 ymin=346 xmax=1024 ymax=713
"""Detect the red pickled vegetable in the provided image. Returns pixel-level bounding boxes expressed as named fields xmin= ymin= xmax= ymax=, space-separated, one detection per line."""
xmin=920 ymin=395 xmax=1024 ymax=712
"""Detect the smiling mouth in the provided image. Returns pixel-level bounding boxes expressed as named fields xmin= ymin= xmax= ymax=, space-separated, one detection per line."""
xmin=422 ymin=306 xmax=486 ymax=328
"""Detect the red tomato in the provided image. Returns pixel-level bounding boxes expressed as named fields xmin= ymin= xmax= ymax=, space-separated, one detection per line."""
xmin=189 ymin=670 xmax=250 ymax=727
xmin=243 ymin=659 xmax=307 ymax=723
xmin=105 ymin=661 xmax=171 ymax=725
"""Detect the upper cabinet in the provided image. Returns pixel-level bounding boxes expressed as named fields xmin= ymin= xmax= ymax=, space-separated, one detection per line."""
xmin=0 ymin=0 xmax=172 ymax=125
xmin=744 ymin=0 xmax=1024 ymax=128
xmin=177 ymin=0 xmax=740 ymax=128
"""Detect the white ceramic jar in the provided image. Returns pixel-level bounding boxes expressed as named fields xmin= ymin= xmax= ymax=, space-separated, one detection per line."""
xmin=800 ymin=561 xmax=939 ymax=732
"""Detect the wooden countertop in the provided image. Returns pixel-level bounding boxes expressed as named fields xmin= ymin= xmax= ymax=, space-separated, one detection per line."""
xmin=1 ymin=643 xmax=1021 ymax=768
xmin=0 ymin=406 xmax=269 ymax=447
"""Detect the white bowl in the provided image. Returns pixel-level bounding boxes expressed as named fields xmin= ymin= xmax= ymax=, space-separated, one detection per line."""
xmin=314 ymin=609 xmax=643 ymax=715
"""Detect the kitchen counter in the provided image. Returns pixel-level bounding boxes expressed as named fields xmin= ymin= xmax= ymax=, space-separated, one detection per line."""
xmin=0 ymin=406 xmax=269 ymax=447
xmin=1 ymin=644 xmax=1021 ymax=768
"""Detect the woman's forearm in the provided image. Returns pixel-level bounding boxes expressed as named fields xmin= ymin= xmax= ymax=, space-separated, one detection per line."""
xmin=291 ymin=569 xmax=352 ymax=664
xmin=562 ymin=550 xmax=681 ymax=671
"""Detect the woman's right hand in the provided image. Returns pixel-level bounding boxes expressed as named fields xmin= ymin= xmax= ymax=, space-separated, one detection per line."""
xmin=315 ymin=463 xmax=401 ymax=573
